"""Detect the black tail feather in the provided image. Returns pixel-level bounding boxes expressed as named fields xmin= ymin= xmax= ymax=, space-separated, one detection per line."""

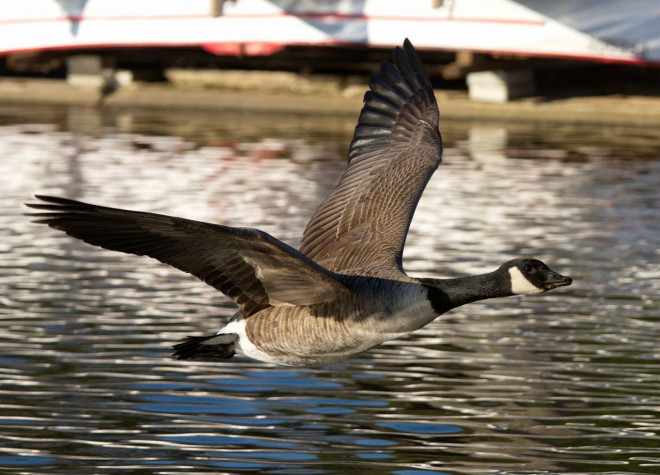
xmin=172 ymin=334 xmax=236 ymax=360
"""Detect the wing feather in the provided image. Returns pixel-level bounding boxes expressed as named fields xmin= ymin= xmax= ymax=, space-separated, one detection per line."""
xmin=299 ymin=39 xmax=443 ymax=278
xmin=27 ymin=195 xmax=347 ymax=316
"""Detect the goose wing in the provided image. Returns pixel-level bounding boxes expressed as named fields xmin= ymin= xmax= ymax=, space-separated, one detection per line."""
xmin=27 ymin=195 xmax=348 ymax=316
xmin=299 ymin=39 xmax=443 ymax=278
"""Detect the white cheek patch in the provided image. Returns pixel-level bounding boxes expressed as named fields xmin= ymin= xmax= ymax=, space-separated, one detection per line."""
xmin=509 ymin=267 xmax=543 ymax=295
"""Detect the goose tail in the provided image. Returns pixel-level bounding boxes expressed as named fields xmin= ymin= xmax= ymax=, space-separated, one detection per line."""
xmin=172 ymin=333 xmax=237 ymax=360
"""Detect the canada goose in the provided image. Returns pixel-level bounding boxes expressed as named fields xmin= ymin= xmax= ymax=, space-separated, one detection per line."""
xmin=27 ymin=39 xmax=572 ymax=367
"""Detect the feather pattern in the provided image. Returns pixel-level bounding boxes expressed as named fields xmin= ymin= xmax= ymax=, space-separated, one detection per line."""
xmin=299 ymin=39 xmax=443 ymax=278
xmin=26 ymin=195 xmax=348 ymax=316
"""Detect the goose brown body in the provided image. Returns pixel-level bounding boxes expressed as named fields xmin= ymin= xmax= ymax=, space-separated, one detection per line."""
xmin=26 ymin=40 xmax=572 ymax=367
xmin=237 ymin=279 xmax=433 ymax=366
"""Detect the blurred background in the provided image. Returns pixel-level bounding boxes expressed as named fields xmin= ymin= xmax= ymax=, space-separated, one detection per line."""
xmin=1 ymin=1 xmax=659 ymax=474
xmin=1 ymin=0 xmax=659 ymax=111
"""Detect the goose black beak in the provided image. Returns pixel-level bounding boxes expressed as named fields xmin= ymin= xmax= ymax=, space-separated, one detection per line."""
xmin=543 ymin=271 xmax=572 ymax=291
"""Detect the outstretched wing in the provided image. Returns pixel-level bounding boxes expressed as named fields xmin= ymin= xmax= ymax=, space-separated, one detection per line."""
xmin=27 ymin=195 xmax=348 ymax=316
xmin=299 ymin=39 xmax=443 ymax=278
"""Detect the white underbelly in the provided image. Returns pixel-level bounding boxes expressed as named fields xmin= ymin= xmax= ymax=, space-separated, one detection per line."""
xmin=218 ymin=319 xmax=282 ymax=365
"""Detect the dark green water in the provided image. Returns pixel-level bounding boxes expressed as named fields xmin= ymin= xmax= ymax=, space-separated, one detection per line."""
xmin=1 ymin=104 xmax=659 ymax=473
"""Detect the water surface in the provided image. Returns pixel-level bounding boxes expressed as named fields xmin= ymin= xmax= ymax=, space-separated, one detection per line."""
xmin=1 ymin=105 xmax=659 ymax=473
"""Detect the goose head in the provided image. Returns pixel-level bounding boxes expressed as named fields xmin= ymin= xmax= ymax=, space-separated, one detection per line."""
xmin=504 ymin=258 xmax=572 ymax=295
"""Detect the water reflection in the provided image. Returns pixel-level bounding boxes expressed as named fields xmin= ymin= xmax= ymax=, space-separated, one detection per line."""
xmin=1 ymin=105 xmax=659 ymax=473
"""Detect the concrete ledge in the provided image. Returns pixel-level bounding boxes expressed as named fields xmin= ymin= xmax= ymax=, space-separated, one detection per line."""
xmin=0 ymin=76 xmax=659 ymax=127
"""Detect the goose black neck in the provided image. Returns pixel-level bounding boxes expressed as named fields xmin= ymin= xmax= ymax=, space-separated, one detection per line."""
xmin=421 ymin=270 xmax=512 ymax=314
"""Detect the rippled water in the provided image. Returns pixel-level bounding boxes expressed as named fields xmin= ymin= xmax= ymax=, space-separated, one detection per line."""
xmin=1 ymin=104 xmax=659 ymax=473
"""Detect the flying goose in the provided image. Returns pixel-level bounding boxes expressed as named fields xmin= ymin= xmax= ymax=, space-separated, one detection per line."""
xmin=27 ymin=39 xmax=572 ymax=367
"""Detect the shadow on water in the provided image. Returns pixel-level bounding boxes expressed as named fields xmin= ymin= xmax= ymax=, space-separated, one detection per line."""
xmin=1 ymin=104 xmax=659 ymax=473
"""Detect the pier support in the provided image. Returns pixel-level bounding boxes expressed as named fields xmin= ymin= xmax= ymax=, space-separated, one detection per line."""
xmin=467 ymin=69 xmax=535 ymax=103
xmin=66 ymin=55 xmax=133 ymax=89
